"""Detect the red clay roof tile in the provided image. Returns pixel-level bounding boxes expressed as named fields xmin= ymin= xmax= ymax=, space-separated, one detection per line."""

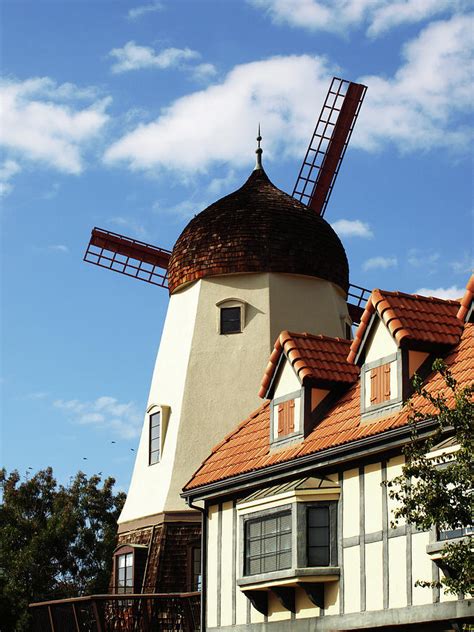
xmin=347 ymin=289 xmax=463 ymax=363
xmin=185 ymin=323 xmax=473 ymax=491
xmin=258 ymin=331 xmax=359 ymax=398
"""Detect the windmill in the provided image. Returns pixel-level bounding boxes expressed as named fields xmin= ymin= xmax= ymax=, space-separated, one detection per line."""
xmin=84 ymin=76 xmax=370 ymax=324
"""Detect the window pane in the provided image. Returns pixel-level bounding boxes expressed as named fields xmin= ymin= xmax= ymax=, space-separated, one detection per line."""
xmin=118 ymin=556 xmax=126 ymax=569
xmin=149 ymin=412 xmax=161 ymax=464
xmin=278 ymin=551 xmax=292 ymax=569
xmin=307 ymin=506 xmax=331 ymax=567
xmin=263 ymin=518 xmax=277 ymax=535
xmin=308 ymin=546 xmax=329 ymax=566
xmin=308 ymin=507 xmax=329 ymax=527
xmin=125 ymin=553 xmax=133 ymax=567
xmin=220 ymin=307 xmax=241 ymax=334
xmin=245 ymin=511 xmax=292 ymax=576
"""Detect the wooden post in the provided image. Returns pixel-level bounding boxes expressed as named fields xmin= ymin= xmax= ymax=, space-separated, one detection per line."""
xmin=91 ymin=599 xmax=103 ymax=632
xmin=47 ymin=605 xmax=56 ymax=632
xmin=71 ymin=603 xmax=81 ymax=632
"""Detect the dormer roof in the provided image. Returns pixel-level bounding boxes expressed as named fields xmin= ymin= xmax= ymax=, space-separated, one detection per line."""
xmin=347 ymin=289 xmax=463 ymax=364
xmin=259 ymin=331 xmax=359 ymax=399
xmin=457 ymin=274 xmax=474 ymax=322
xmin=184 ymin=322 xmax=473 ymax=493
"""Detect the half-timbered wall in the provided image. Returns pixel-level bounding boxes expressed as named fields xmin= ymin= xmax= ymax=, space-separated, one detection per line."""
xmin=205 ymin=455 xmax=468 ymax=630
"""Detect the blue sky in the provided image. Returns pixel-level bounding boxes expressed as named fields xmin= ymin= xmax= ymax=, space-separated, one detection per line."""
xmin=1 ymin=0 xmax=472 ymax=492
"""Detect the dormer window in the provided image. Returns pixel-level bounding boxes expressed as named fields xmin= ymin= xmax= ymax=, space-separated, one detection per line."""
xmin=217 ymin=299 xmax=246 ymax=334
xmin=277 ymin=399 xmax=295 ymax=437
xmin=370 ymin=362 xmax=391 ymax=405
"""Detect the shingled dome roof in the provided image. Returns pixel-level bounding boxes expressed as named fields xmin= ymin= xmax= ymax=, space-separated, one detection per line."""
xmin=167 ymin=168 xmax=349 ymax=294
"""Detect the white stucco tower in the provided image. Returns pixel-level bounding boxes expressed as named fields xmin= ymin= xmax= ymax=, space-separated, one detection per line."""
xmin=115 ymin=155 xmax=352 ymax=592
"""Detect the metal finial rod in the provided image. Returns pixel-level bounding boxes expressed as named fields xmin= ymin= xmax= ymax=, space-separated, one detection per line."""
xmin=254 ymin=124 xmax=263 ymax=171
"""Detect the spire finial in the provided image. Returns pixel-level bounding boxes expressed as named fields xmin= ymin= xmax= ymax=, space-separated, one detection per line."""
xmin=254 ymin=124 xmax=263 ymax=171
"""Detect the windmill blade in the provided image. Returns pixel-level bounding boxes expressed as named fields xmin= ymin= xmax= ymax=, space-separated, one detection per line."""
xmin=293 ymin=77 xmax=367 ymax=217
xmin=84 ymin=227 xmax=171 ymax=288
xmin=347 ymin=282 xmax=372 ymax=325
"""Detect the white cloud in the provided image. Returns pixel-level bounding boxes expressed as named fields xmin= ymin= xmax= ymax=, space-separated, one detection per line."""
xmin=248 ymin=0 xmax=465 ymax=36
xmin=206 ymin=170 xmax=238 ymax=196
xmin=49 ymin=244 xmax=69 ymax=253
xmin=0 ymin=159 xmax=21 ymax=197
xmin=192 ymin=63 xmax=218 ymax=81
xmin=109 ymin=41 xmax=200 ymax=74
xmin=54 ymin=395 xmax=142 ymax=439
xmin=363 ymin=256 xmax=397 ymax=271
xmin=355 ymin=15 xmax=474 ymax=153
xmin=368 ymin=0 xmax=460 ymax=36
xmin=331 ymin=219 xmax=373 ymax=238
xmin=415 ymin=285 xmax=464 ymax=300
xmin=0 ymin=77 xmax=110 ymax=174
xmin=127 ymin=1 xmax=163 ymax=20
xmin=104 ymin=54 xmax=335 ymax=174
xmin=407 ymin=249 xmax=440 ymax=268
xmin=105 ymin=17 xmax=473 ymax=179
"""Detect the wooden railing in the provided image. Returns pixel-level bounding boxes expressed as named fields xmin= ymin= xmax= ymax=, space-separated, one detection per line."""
xmin=29 ymin=592 xmax=200 ymax=632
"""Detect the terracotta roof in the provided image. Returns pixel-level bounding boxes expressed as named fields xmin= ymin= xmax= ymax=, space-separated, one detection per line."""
xmin=457 ymin=274 xmax=474 ymax=322
xmin=167 ymin=168 xmax=349 ymax=294
xmin=347 ymin=289 xmax=463 ymax=364
xmin=259 ymin=331 xmax=359 ymax=399
xmin=184 ymin=323 xmax=473 ymax=491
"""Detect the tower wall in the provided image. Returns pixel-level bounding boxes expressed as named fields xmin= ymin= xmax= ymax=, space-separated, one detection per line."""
xmin=118 ymin=272 xmax=350 ymax=526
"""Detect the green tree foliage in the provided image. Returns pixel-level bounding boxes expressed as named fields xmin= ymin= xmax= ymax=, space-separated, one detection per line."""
xmin=0 ymin=468 xmax=126 ymax=632
xmin=387 ymin=359 xmax=473 ymax=596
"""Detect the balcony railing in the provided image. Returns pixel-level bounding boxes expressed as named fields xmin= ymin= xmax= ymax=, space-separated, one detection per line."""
xmin=29 ymin=592 xmax=200 ymax=632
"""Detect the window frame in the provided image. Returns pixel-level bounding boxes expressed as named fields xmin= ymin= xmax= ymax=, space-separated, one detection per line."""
xmin=244 ymin=509 xmax=293 ymax=577
xmin=149 ymin=411 xmax=161 ymax=465
xmin=360 ymin=351 xmax=403 ymax=421
xmin=187 ymin=541 xmax=202 ymax=592
xmin=146 ymin=404 xmax=170 ymax=466
xmin=239 ymin=500 xmax=338 ymax=584
xmin=115 ymin=549 xmax=134 ymax=594
xmin=216 ymin=298 xmax=246 ymax=335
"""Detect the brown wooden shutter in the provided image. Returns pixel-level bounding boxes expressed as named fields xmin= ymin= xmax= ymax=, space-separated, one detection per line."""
xmin=277 ymin=400 xmax=295 ymax=436
xmin=370 ymin=364 xmax=390 ymax=405
xmin=383 ymin=364 xmax=391 ymax=400
xmin=370 ymin=367 xmax=380 ymax=403
xmin=278 ymin=403 xmax=284 ymax=434
xmin=288 ymin=400 xmax=295 ymax=432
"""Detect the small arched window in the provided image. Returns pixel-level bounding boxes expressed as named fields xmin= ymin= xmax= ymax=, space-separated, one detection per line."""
xmin=216 ymin=299 xmax=246 ymax=335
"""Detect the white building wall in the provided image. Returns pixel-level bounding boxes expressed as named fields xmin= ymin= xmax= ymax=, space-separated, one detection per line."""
xmin=120 ymin=272 xmax=350 ymax=522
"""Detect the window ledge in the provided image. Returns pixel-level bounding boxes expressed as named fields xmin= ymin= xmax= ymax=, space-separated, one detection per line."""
xmin=426 ymin=535 xmax=471 ymax=558
xmin=237 ymin=567 xmax=340 ymax=590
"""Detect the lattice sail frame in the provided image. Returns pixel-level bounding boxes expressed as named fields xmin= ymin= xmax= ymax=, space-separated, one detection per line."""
xmin=293 ymin=77 xmax=367 ymax=217
xmin=84 ymin=228 xmax=171 ymax=288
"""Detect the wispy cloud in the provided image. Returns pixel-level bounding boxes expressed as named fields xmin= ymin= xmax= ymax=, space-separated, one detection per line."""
xmin=109 ymin=216 xmax=148 ymax=239
xmin=248 ymin=0 xmax=466 ymax=37
xmin=0 ymin=159 xmax=21 ymax=197
xmin=0 ymin=77 xmax=110 ymax=174
xmin=127 ymin=2 xmax=163 ymax=20
xmin=153 ymin=198 xmax=211 ymax=219
xmin=331 ymin=219 xmax=373 ymax=238
xmin=449 ymin=252 xmax=473 ymax=275
xmin=407 ymin=249 xmax=440 ymax=268
xmin=415 ymin=285 xmax=464 ymax=300
xmin=192 ymin=62 xmax=218 ymax=81
xmin=206 ymin=170 xmax=238 ymax=196
xmin=109 ymin=41 xmax=200 ymax=74
xmin=105 ymin=17 xmax=473 ymax=178
xmin=48 ymin=244 xmax=69 ymax=253
xmin=54 ymin=395 xmax=142 ymax=439
xmin=363 ymin=256 xmax=397 ymax=271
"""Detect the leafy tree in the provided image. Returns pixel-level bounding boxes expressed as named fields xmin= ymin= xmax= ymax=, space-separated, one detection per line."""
xmin=0 ymin=468 xmax=126 ymax=632
xmin=387 ymin=359 xmax=473 ymax=596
